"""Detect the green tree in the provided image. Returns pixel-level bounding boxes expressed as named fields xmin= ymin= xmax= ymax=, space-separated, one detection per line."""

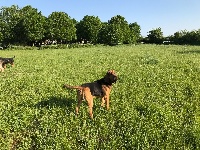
xmin=0 ymin=32 xmax=2 ymax=43
xmin=173 ymin=30 xmax=200 ymax=45
xmin=185 ymin=30 xmax=200 ymax=45
xmin=173 ymin=30 xmax=188 ymax=45
xmin=173 ymin=31 xmax=182 ymax=41
xmin=0 ymin=5 xmax=21 ymax=45
xmin=126 ymin=22 xmax=141 ymax=44
xmin=147 ymin=27 xmax=163 ymax=44
xmin=196 ymin=29 xmax=200 ymax=45
xmin=98 ymin=22 xmax=109 ymax=44
xmin=0 ymin=18 xmax=4 ymax=43
xmin=76 ymin=15 xmax=102 ymax=44
xmin=17 ymin=5 xmax=46 ymax=45
xmin=46 ymin=12 xmax=76 ymax=43
xmin=101 ymin=15 xmax=129 ymax=45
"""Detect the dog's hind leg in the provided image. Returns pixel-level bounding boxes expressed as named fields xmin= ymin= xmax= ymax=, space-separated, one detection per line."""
xmin=75 ymin=90 xmax=83 ymax=115
xmin=87 ymin=98 xmax=94 ymax=119
xmin=75 ymin=100 xmax=82 ymax=115
xmin=102 ymin=86 xmax=111 ymax=110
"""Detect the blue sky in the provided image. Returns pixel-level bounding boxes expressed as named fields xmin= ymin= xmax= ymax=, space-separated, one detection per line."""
xmin=1 ymin=0 xmax=200 ymax=36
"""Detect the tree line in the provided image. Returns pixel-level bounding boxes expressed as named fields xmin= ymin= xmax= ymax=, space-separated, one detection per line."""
xmin=144 ymin=27 xmax=200 ymax=45
xmin=0 ymin=5 xmax=200 ymax=48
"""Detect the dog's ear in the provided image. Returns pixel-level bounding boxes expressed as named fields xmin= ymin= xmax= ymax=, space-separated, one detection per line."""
xmin=107 ymin=70 xmax=116 ymax=76
xmin=107 ymin=70 xmax=111 ymax=74
xmin=107 ymin=70 xmax=113 ymax=75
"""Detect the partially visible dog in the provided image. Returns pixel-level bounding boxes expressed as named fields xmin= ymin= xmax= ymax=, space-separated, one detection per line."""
xmin=63 ymin=70 xmax=118 ymax=119
xmin=0 ymin=56 xmax=15 ymax=72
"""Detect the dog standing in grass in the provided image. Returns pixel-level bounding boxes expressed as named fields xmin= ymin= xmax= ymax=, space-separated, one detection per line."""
xmin=63 ymin=70 xmax=118 ymax=119
xmin=0 ymin=56 xmax=15 ymax=72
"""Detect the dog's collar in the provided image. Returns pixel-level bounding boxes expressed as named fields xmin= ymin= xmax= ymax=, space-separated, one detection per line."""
xmin=102 ymin=80 xmax=113 ymax=86
xmin=96 ymin=78 xmax=111 ymax=86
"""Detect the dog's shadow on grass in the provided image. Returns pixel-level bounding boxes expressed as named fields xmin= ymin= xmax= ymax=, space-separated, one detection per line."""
xmin=35 ymin=96 xmax=76 ymax=111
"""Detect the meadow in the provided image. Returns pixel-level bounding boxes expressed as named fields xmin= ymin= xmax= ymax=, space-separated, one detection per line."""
xmin=0 ymin=44 xmax=200 ymax=149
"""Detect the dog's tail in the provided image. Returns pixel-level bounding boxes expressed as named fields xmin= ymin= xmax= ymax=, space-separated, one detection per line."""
xmin=63 ymin=84 xmax=84 ymax=90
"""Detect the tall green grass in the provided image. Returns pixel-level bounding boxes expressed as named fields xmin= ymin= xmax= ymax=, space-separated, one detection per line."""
xmin=0 ymin=44 xmax=200 ymax=149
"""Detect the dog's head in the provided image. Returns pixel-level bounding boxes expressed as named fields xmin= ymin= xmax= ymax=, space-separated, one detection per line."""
xmin=4 ymin=56 xmax=15 ymax=66
xmin=104 ymin=70 xmax=118 ymax=85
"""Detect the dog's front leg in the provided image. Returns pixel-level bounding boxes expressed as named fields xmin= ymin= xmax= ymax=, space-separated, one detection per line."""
xmin=0 ymin=67 xmax=4 ymax=72
xmin=105 ymin=95 xmax=110 ymax=110
xmin=101 ymin=97 xmax=105 ymax=107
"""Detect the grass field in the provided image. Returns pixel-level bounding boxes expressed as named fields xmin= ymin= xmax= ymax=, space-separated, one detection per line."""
xmin=0 ymin=44 xmax=200 ymax=149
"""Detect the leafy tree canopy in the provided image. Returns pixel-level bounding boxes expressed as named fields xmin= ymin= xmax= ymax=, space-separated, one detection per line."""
xmin=46 ymin=12 xmax=76 ymax=43
xmin=76 ymin=15 xmax=102 ymax=44
xmin=0 ymin=5 xmax=21 ymax=44
xmin=19 ymin=5 xmax=46 ymax=44
xmin=104 ymin=15 xmax=130 ymax=45
xmin=147 ymin=27 xmax=163 ymax=44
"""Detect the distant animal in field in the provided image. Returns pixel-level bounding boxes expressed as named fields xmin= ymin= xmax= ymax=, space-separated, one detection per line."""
xmin=63 ymin=70 xmax=118 ymax=119
xmin=0 ymin=56 xmax=15 ymax=72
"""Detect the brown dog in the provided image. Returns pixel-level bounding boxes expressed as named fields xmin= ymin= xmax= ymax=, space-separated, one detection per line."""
xmin=63 ymin=70 xmax=117 ymax=118
xmin=0 ymin=56 xmax=15 ymax=72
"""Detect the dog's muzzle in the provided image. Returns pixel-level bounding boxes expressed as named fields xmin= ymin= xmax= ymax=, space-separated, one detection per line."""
xmin=112 ymin=76 xmax=118 ymax=83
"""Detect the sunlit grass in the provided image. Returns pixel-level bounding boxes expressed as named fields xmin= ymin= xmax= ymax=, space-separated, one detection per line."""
xmin=0 ymin=44 xmax=200 ymax=149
